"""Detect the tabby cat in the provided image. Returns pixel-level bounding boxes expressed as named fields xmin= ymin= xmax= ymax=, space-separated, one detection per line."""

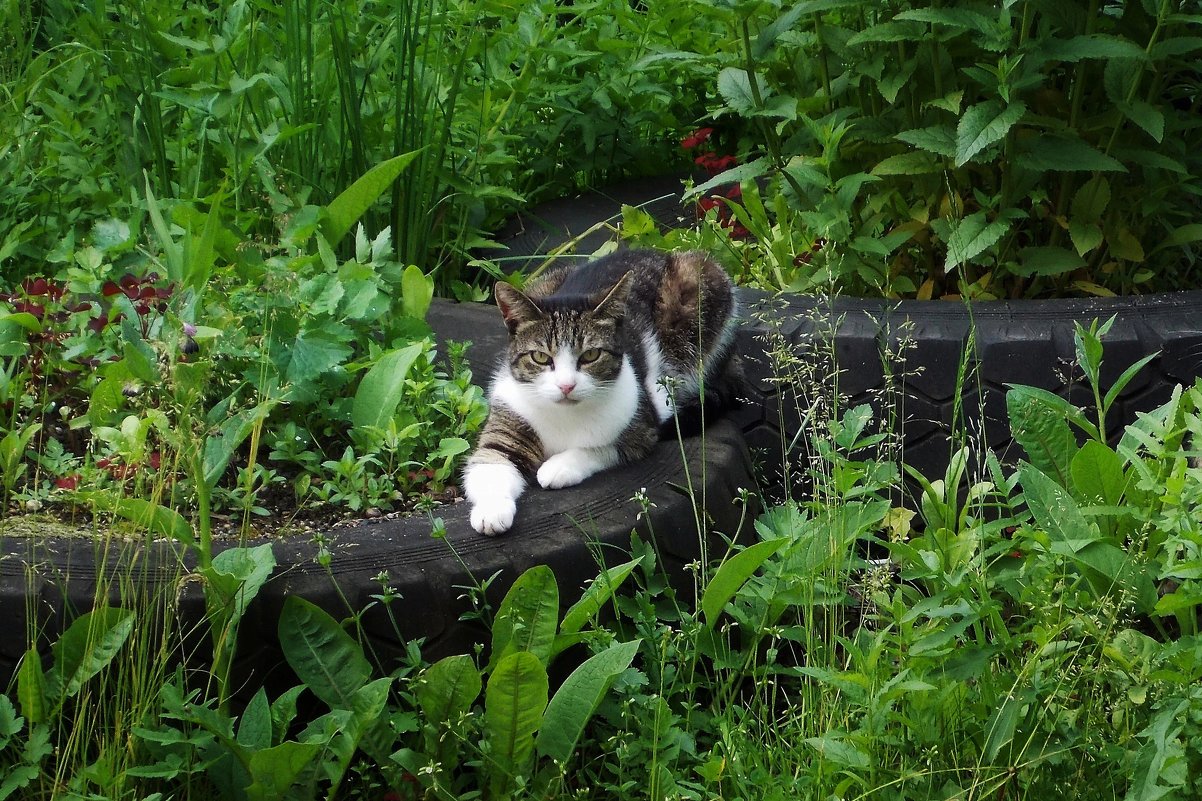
xmin=463 ymin=249 xmax=740 ymax=535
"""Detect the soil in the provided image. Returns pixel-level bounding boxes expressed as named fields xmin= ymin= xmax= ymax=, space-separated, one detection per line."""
xmin=1 ymin=482 xmax=463 ymax=543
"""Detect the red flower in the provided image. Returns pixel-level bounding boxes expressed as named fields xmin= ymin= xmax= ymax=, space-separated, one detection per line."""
xmin=694 ymin=153 xmax=739 ymax=176
xmin=680 ymin=127 xmax=714 ymax=149
xmin=55 ymin=475 xmax=80 ymax=491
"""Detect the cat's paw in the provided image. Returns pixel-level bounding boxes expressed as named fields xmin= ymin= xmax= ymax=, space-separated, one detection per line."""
xmin=470 ymin=498 xmax=517 ymax=536
xmin=463 ymin=460 xmax=525 ymax=536
xmin=537 ymin=450 xmax=596 ymax=489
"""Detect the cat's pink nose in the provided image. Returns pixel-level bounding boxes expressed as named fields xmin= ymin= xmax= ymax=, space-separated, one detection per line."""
xmin=558 ymin=381 xmax=576 ymax=396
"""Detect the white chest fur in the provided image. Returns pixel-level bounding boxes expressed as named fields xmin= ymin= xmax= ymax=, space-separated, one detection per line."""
xmin=492 ymin=357 xmax=640 ymax=456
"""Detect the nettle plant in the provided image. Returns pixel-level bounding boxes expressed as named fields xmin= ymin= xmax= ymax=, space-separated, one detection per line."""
xmin=671 ymin=0 xmax=1202 ymax=299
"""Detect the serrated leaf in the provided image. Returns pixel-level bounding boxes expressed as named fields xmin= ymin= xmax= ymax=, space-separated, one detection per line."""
xmin=847 ymin=20 xmax=924 ymax=45
xmin=1069 ymin=220 xmax=1103 ymax=256
xmin=896 ymin=126 xmax=956 ymax=158
xmin=536 ymin=640 xmax=640 ymax=764
xmin=955 ymin=100 xmax=1026 ymax=166
xmin=1118 ymin=100 xmax=1165 ymax=143
xmin=1109 ymin=228 xmax=1145 ymax=262
xmin=872 ymin=151 xmax=943 ymax=175
xmin=717 ymin=67 xmax=764 ymax=114
xmin=285 ymin=331 xmax=352 ymax=386
xmin=1015 ymin=247 xmax=1086 ymax=277
xmin=1071 ymin=176 xmax=1111 ymax=223
xmin=944 ymin=212 xmax=1010 ymax=269
xmin=1017 ymin=135 xmax=1127 ymax=172
xmin=1034 ymin=33 xmax=1150 ymax=64
xmin=894 ymin=7 xmax=998 ymax=35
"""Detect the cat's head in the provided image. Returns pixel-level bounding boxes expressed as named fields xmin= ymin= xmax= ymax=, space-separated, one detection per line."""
xmin=494 ymin=274 xmax=632 ymax=407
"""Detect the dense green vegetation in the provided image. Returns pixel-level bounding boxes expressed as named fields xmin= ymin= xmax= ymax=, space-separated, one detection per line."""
xmin=1 ymin=1 xmax=1201 ymax=799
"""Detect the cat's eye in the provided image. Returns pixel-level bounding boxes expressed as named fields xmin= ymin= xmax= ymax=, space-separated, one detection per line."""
xmin=529 ymin=351 xmax=552 ymax=366
xmin=578 ymin=348 xmax=603 ymax=364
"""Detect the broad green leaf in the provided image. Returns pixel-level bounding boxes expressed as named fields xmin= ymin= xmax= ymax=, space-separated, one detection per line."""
xmin=536 ymin=639 xmax=640 ymax=764
xmin=485 ymin=651 xmax=548 ymax=796
xmin=237 ymin=688 xmax=272 ymax=750
xmin=278 ymin=596 xmax=371 ymax=710
xmin=203 ymin=399 xmax=277 ymax=489
xmin=983 ymin=692 xmax=1026 ymax=762
xmin=955 ymin=100 xmax=1025 ymax=166
xmin=17 ymin=648 xmax=47 ymax=724
xmin=47 ymin=607 xmax=135 ymax=704
xmin=1071 ymin=441 xmax=1126 ymax=506
xmin=1017 ymin=135 xmax=1126 ymax=172
xmin=1007 ymin=387 xmax=1081 ymax=485
xmin=1015 ymin=247 xmax=1085 ymax=277
xmin=702 ymin=538 xmax=789 ymax=630
xmin=1151 ymin=36 xmax=1202 ymax=58
xmin=684 ymin=157 xmax=772 ymax=200
xmin=1071 ymin=176 xmax=1111 ymax=222
xmin=559 ymin=557 xmax=643 ymax=640
xmin=1152 ymin=223 xmax=1202 ymax=254
xmin=417 ymin=655 xmax=482 ymax=737
xmin=871 ymin=151 xmax=943 ymax=175
xmin=1019 ymin=463 xmax=1096 ymax=549
xmin=944 ymin=212 xmax=1010 ymax=269
xmin=489 ymin=565 xmax=560 ymax=672
xmin=77 ymin=493 xmax=194 ymax=549
xmin=245 ymin=741 xmax=323 ymax=801
xmin=320 ymin=151 xmax=421 ymax=247
xmin=1103 ymin=352 xmax=1158 ymax=413
xmin=203 ymin=544 xmax=276 ymax=628
xmin=895 ymin=126 xmax=956 ymax=158
xmin=717 ymin=67 xmax=765 ymax=115
xmin=351 ymin=343 xmax=424 ymax=431
xmin=1070 ymin=220 xmax=1103 ymax=256
xmin=401 ymin=265 xmax=434 ymax=320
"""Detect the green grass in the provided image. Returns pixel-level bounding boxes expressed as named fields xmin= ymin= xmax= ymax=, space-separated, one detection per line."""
xmin=2 ymin=1 xmax=1201 ymax=799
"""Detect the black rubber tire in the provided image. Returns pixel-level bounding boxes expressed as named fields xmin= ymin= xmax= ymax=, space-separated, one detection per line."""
xmin=730 ymin=289 xmax=1202 ymax=492
xmin=493 ymin=177 xmax=1202 ymax=494
xmin=0 ymin=300 xmax=756 ymax=689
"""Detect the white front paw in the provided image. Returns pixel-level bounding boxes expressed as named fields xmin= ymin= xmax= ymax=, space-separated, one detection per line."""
xmin=537 ymin=451 xmax=595 ymax=489
xmin=470 ymin=498 xmax=516 ymax=536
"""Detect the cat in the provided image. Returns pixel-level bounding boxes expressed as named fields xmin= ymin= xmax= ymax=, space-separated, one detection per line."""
xmin=463 ymin=249 xmax=741 ymax=535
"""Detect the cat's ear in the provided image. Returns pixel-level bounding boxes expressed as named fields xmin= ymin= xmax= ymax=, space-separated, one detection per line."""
xmin=495 ymin=282 xmax=543 ymax=333
xmin=592 ymin=271 xmax=634 ymax=320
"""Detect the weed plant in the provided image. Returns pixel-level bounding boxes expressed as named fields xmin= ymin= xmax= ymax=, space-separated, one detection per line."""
xmin=4 ymin=311 xmax=1199 ymax=799
xmin=654 ymin=0 xmax=1202 ymax=299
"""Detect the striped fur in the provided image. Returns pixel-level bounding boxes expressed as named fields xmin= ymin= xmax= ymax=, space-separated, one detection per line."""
xmin=464 ymin=249 xmax=740 ymax=535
